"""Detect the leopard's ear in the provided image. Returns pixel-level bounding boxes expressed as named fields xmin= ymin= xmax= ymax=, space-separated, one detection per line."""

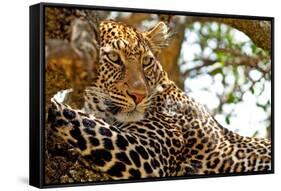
xmin=143 ymin=22 xmax=171 ymax=55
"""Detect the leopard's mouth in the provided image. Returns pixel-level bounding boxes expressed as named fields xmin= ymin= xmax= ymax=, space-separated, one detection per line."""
xmin=104 ymin=99 xmax=148 ymax=122
xmin=115 ymin=109 xmax=145 ymax=123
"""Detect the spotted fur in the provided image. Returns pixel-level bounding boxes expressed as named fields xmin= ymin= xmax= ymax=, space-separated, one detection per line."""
xmin=47 ymin=20 xmax=271 ymax=180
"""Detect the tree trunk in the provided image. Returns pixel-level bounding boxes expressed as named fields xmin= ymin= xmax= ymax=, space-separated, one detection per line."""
xmin=45 ymin=8 xmax=111 ymax=184
xmin=159 ymin=24 xmax=186 ymax=89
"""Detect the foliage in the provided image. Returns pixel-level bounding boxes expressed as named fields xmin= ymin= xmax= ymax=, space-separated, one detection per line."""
xmin=180 ymin=22 xmax=271 ymax=138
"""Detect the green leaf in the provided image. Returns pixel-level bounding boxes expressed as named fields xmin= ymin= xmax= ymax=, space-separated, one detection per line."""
xmin=226 ymin=33 xmax=233 ymax=47
xmin=225 ymin=114 xmax=231 ymax=125
xmin=232 ymin=66 xmax=238 ymax=79
xmin=251 ymin=43 xmax=257 ymax=54
xmin=252 ymin=130 xmax=259 ymax=138
xmin=256 ymin=102 xmax=267 ymax=112
xmin=226 ymin=93 xmax=235 ymax=103
xmin=209 ymin=68 xmax=222 ymax=76
xmin=250 ymin=86 xmax=255 ymax=94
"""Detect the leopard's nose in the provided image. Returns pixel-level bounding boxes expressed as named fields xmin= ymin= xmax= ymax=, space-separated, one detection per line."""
xmin=127 ymin=91 xmax=146 ymax=105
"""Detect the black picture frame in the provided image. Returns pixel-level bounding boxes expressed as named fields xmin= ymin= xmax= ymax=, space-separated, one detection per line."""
xmin=30 ymin=2 xmax=274 ymax=188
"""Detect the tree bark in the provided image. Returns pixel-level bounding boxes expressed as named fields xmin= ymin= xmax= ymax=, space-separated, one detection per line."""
xmin=45 ymin=8 xmax=111 ymax=184
xmin=45 ymin=8 xmax=101 ymax=109
xmin=222 ymin=19 xmax=271 ymax=53
xmin=159 ymin=24 xmax=186 ymax=89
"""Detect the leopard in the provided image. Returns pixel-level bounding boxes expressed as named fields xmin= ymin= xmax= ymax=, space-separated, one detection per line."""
xmin=47 ymin=20 xmax=272 ymax=181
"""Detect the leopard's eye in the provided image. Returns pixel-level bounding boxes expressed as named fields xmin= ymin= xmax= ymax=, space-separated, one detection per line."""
xmin=107 ymin=51 xmax=120 ymax=63
xmin=143 ymin=55 xmax=153 ymax=66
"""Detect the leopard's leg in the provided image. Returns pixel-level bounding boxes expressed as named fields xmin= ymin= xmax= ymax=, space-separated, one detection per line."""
xmin=48 ymin=99 xmax=164 ymax=179
xmin=175 ymin=162 xmax=198 ymax=176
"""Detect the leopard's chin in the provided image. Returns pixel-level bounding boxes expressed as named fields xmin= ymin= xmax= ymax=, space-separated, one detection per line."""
xmin=115 ymin=109 xmax=145 ymax=123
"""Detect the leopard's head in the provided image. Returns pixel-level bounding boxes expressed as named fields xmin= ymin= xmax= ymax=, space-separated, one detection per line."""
xmin=86 ymin=21 xmax=171 ymax=122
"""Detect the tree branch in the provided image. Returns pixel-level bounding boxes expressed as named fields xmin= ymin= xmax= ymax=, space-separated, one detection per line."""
xmin=45 ymin=8 xmax=112 ymax=184
xmin=117 ymin=13 xmax=151 ymax=27
xmin=186 ymin=17 xmax=271 ymax=53
xmin=45 ymin=8 xmax=100 ymax=109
